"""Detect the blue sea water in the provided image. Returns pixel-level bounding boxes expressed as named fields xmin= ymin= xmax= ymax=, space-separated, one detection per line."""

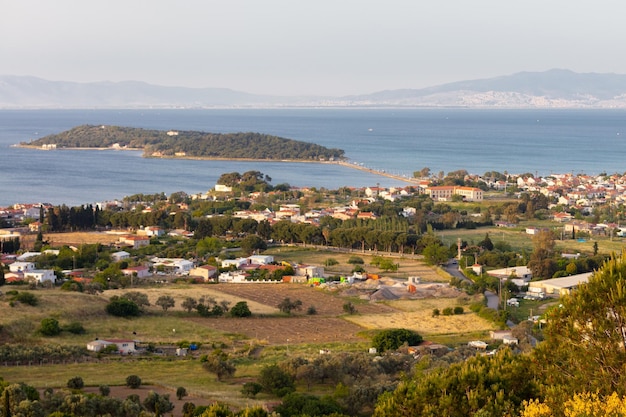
xmin=1 ymin=108 xmax=625 ymax=207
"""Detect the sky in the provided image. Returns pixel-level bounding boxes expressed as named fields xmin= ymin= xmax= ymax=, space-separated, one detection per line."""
xmin=2 ymin=0 xmax=626 ymax=96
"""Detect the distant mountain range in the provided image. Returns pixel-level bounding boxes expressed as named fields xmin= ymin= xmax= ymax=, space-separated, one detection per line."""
xmin=3 ymin=69 xmax=626 ymax=109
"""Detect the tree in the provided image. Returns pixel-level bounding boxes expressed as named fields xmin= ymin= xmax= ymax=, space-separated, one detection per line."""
xmin=230 ymin=301 xmax=252 ymax=317
xmin=181 ymin=297 xmax=198 ymax=313
xmin=155 ymin=295 xmax=175 ymax=311
xmin=258 ymin=364 xmax=295 ymax=397
xmin=240 ymin=235 xmax=267 ymax=256
xmin=125 ymin=375 xmax=142 ymax=389
xmin=478 ymin=233 xmax=494 ymax=251
xmin=66 ymin=376 xmax=84 ymax=390
xmin=372 ymin=328 xmax=422 ymax=352
xmin=122 ymin=291 xmax=150 ymax=311
xmin=422 ymin=243 xmax=449 ymax=266
xmin=176 ymin=387 xmax=187 ymax=401
xmin=528 ymin=229 xmax=557 ymax=279
xmin=40 ymin=318 xmax=62 ymax=336
xmin=202 ymin=351 xmax=236 ymax=381
xmin=278 ymin=298 xmax=302 ymax=314
xmin=533 ymin=251 xmax=626 ymax=407
xmin=142 ymin=390 xmax=174 ymax=417
xmin=99 ymin=385 xmax=111 ymax=397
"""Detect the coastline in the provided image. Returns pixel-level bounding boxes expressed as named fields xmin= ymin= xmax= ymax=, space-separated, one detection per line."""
xmin=13 ymin=143 xmax=417 ymax=185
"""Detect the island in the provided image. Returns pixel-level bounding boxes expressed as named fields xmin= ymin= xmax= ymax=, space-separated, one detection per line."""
xmin=21 ymin=124 xmax=346 ymax=161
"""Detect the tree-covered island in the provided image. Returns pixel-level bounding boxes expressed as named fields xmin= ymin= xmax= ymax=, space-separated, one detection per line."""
xmin=22 ymin=124 xmax=346 ymax=161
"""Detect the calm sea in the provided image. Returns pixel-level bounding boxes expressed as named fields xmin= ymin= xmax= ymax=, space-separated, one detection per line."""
xmin=1 ymin=108 xmax=625 ymax=207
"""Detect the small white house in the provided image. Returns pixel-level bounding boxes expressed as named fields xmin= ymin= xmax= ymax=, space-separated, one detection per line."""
xmin=248 ymin=255 xmax=274 ymax=265
xmin=87 ymin=339 xmax=137 ymax=355
xmin=111 ymin=251 xmax=130 ymax=262
xmin=221 ymin=258 xmax=249 ymax=269
xmin=218 ymin=271 xmax=249 ymax=283
xmin=24 ymin=269 xmax=55 ymax=284
xmin=9 ymin=262 xmax=35 ymax=273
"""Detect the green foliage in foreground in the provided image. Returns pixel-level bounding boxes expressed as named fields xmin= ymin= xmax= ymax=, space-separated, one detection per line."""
xmin=373 ymin=349 xmax=539 ymax=417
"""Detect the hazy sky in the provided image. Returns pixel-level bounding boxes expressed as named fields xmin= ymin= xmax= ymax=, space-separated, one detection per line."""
xmin=2 ymin=0 xmax=625 ymax=96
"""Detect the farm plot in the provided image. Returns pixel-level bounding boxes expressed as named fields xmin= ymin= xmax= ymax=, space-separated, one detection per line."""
xmin=344 ymin=297 xmax=496 ymax=337
xmin=210 ymin=283 xmax=397 ymax=316
xmin=192 ymin=316 xmax=369 ymax=344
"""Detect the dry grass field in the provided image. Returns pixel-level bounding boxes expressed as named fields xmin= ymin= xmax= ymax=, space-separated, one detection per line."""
xmin=345 ymin=296 xmax=496 ymax=337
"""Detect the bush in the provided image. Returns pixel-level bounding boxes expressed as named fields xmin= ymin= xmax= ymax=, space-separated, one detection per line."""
xmin=324 ymin=258 xmax=339 ymax=266
xmin=348 ymin=256 xmax=364 ymax=264
xmin=176 ymin=386 xmax=188 ymax=400
xmin=14 ymin=291 xmax=38 ymax=306
xmin=106 ymin=298 xmax=140 ymax=317
xmin=242 ymin=382 xmax=263 ymax=398
xmin=372 ymin=328 xmax=423 ymax=353
xmin=99 ymin=385 xmax=110 ymax=396
xmin=454 ymin=306 xmax=464 ymax=315
xmin=442 ymin=307 xmax=454 ymax=316
xmin=67 ymin=376 xmax=84 ymax=390
xmin=432 ymin=308 xmax=440 ymax=317
xmin=40 ymin=318 xmax=62 ymax=336
xmin=126 ymin=375 xmax=142 ymax=389
xmin=230 ymin=301 xmax=252 ymax=317
xmin=343 ymin=302 xmax=357 ymax=315
xmin=306 ymin=306 xmax=317 ymax=315
xmin=65 ymin=321 xmax=86 ymax=334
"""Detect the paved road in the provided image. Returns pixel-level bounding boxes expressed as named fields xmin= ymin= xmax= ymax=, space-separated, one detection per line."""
xmin=485 ymin=290 xmax=500 ymax=310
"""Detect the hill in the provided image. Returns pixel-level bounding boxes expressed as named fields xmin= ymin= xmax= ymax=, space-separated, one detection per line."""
xmin=4 ymin=70 xmax=626 ymax=108
xmin=22 ymin=125 xmax=346 ymax=161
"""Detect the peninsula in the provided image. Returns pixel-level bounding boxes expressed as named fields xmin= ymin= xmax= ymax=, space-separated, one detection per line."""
xmin=21 ymin=125 xmax=346 ymax=162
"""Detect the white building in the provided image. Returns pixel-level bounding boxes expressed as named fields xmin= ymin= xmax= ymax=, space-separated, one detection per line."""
xmin=9 ymin=262 xmax=35 ymax=272
xmin=248 ymin=255 xmax=274 ymax=265
xmin=24 ymin=269 xmax=55 ymax=284
xmin=87 ymin=339 xmax=137 ymax=355
xmin=218 ymin=271 xmax=249 ymax=283
xmin=221 ymin=258 xmax=249 ymax=269
xmin=111 ymin=251 xmax=130 ymax=262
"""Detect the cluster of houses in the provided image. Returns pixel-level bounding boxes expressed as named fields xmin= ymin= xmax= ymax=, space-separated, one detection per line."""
xmin=1 ymin=251 xmax=57 ymax=284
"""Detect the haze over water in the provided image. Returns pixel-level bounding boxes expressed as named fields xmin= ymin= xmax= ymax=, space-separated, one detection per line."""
xmin=1 ymin=108 xmax=625 ymax=207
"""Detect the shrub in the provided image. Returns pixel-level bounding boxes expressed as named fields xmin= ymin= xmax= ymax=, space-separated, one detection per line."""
xmin=432 ymin=308 xmax=440 ymax=317
xmin=343 ymin=302 xmax=357 ymax=315
xmin=324 ymin=258 xmax=339 ymax=266
xmin=40 ymin=318 xmax=62 ymax=336
xmin=230 ymin=301 xmax=252 ymax=317
xmin=67 ymin=376 xmax=84 ymax=390
xmin=14 ymin=291 xmax=38 ymax=306
xmin=65 ymin=321 xmax=86 ymax=334
xmin=176 ymin=386 xmax=188 ymax=400
xmin=442 ymin=307 xmax=454 ymax=316
xmin=348 ymin=256 xmax=364 ymax=264
xmin=242 ymin=382 xmax=263 ymax=398
xmin=106 ymin=298 xmax=140 ymax=317
xmin=126 ymin=375 xmax=142 ymax=389
xmin=454 ymin=306 xmax=464 ymax=315
xmin=99 ymin=385 xmax=110 ymax=396
xmin=306 ymin=306 xmax=317 ymax=315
